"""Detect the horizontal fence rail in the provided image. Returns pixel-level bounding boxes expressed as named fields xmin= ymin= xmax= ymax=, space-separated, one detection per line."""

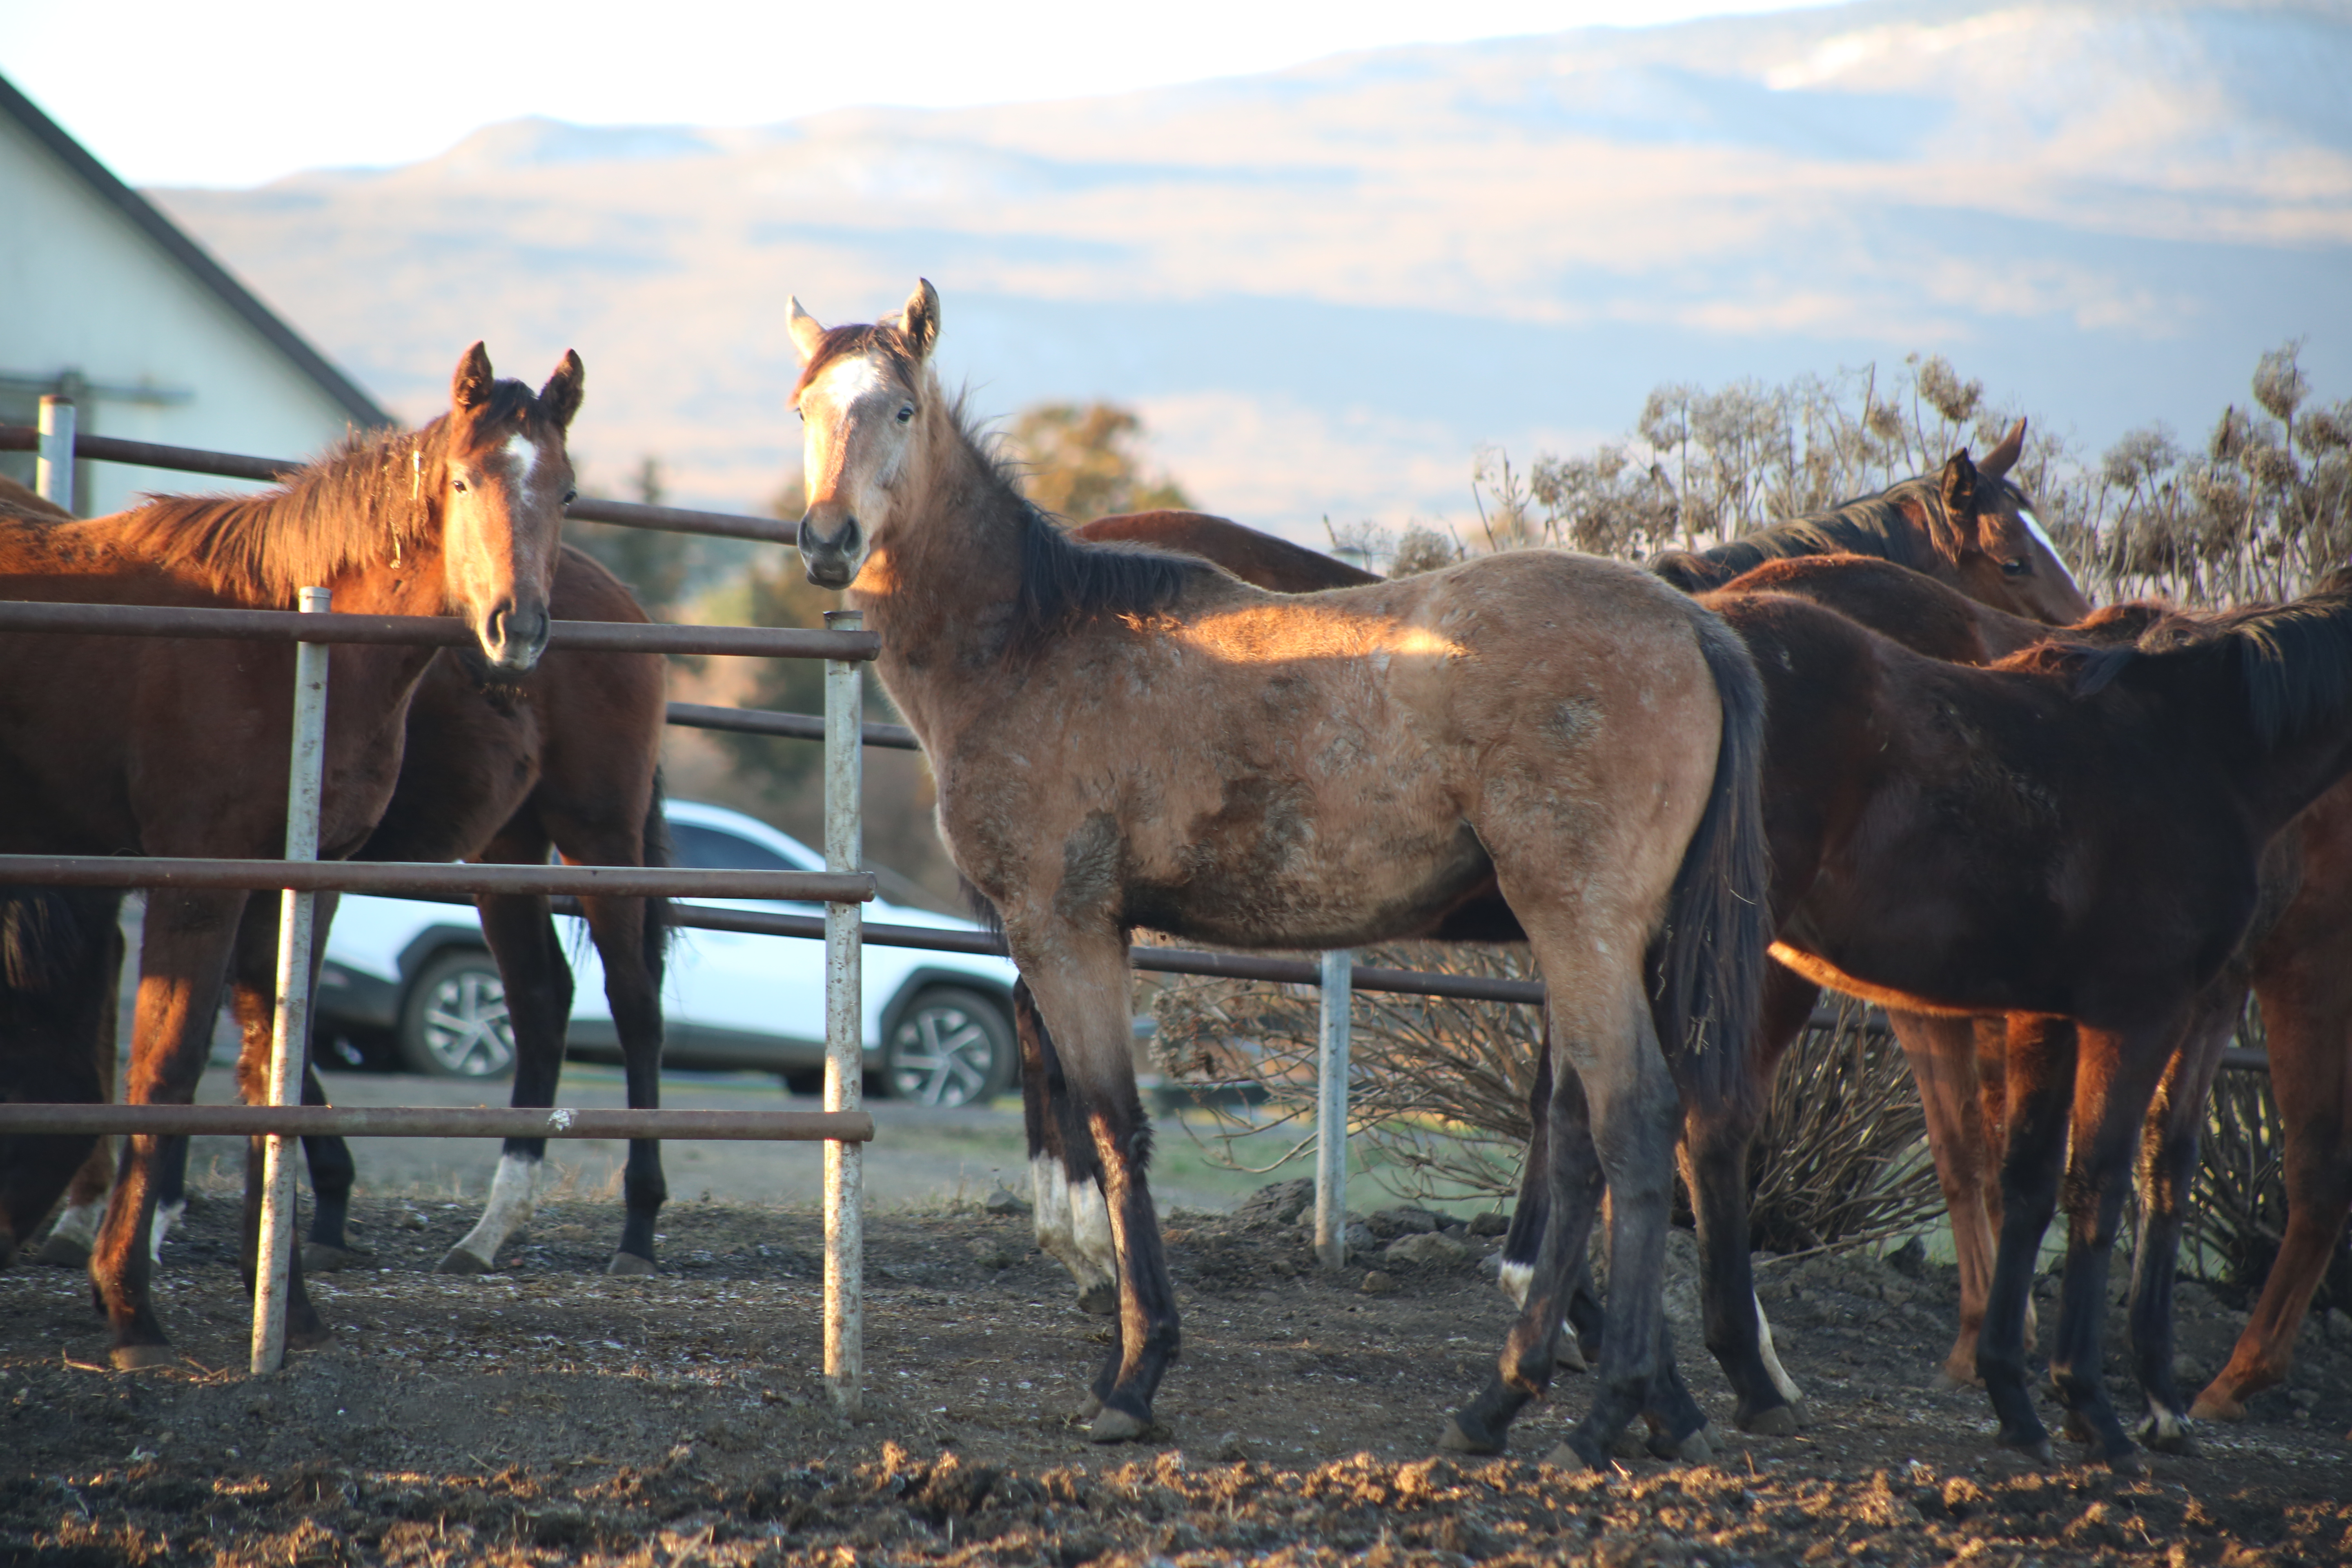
xmin=0 ymin=600 xmax=877 ymax=661
xmin=0 ymin=1105 xmax=873 ymax=1141
xmin=0 ymin=855 xmax=873 ymax=903
xmin=666 ymin=701 xmax=920 ymax=751
xmin=0 ymin=425 xmax=795 ymax=546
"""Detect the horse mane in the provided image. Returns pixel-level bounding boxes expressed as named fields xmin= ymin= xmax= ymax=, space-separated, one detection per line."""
xmin=940 ymin=392 xmax=1214 ymax=650
xmin=104 ymin=379 xmax=536 ymax=603
xmin=2072 ymin=571 xmax=2352 ymax=745
xmin=1668 ymin=470 xmax=2029 ymax=583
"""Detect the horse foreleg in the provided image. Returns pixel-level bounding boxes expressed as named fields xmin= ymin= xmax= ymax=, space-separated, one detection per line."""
xmin=572 ymin=886 xmax=666 ymax=1274
xmin=1684 ymin=962 xmax=1815 ymax=1434
xmin=1021 ymin=947 xmax=1178 ymax=1443
xmin=1890 ymin=1008 xmax=2001 ymax=1388
xmin=2047 ymin=1022 xmax=2178 ymax=1470
xmin=2198 ymin=955 xmax=2352 ymax=1421
xmin=440 ymin=889 xmax=573 ymax=1275
xmin=1015 ymin=980 xmax=1117 ymax=1316
xmin=2127 ymin=991 xmax=2235 ymax=1454
xmin=95 ymin=889 xmax=249 ymax=1367
xmin=1977 ymin=1015 xmax=2076 ymax=1461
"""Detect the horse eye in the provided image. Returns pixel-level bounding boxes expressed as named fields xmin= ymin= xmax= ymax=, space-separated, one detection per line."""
xmin=451 ymin=477 xmax=469 ymax=494
xmin=2000 ymin=557 xmax=2027 ymax=577
xmin=896 ymin=405 xmax=915 ymax=424
xmin=563 ymin=488 xmax=578 ymax=507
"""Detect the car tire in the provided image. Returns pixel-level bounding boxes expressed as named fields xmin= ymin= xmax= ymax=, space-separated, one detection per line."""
xmin=396 ymin=950 xmax=517 ymax=1079
xmin=883 ymin=987 xmax=1014 ymax=1108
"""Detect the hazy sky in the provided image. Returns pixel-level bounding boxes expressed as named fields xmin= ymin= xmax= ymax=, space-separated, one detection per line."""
xmin=4 ymin=0 xmax=1838 ymax=187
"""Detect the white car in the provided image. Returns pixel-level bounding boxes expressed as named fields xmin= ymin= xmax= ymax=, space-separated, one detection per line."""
xmin=313 ymin=800 xmax=1022 ymax=1107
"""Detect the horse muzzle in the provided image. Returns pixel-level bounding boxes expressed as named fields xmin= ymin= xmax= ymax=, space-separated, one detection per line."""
xmin=478 ymin=601 xmax=551 ymax=673
xmin=799 ymin=510 xmax=863 ymax=590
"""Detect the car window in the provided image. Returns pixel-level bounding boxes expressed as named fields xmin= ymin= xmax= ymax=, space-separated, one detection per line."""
xmin=668 ymin=823 xmax=813 ymax=874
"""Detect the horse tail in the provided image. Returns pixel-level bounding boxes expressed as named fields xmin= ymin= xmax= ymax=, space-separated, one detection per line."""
xmin=639 ymin=768 xmax=674 ymax=983
xmin=1648 ymin=605 xmax=1773 ymax=1125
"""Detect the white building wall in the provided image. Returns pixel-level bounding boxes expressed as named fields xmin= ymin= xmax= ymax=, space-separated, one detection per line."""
xmin=0 ymin=110 xmax=375 ymax=517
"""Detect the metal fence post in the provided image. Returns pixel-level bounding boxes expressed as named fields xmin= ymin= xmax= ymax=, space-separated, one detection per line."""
xmin=1314 ymin=948 xmax=1354 ymax=1269
xmin=822 ymin=608 xmax=865 ymax=1416
xmin=36 ymin=396 xmax=74 ymax=511
xmin=252 ymin=587 xmax=330 ymax=1375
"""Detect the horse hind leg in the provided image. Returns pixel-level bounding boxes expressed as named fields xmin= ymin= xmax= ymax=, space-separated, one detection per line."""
xmin=1016 ymin=980 xmax=1117 ymax=1316
xmin=1890 ymin=1008 xmax=2002 ymax=1388
xmin=572 ymin=886 xmax=667 ymax=1274
xmin=2126 ymin=994 xmax=2234 ymax=1454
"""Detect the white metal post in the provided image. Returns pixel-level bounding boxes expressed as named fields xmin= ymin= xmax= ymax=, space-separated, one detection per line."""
xmin=252 ymin=587 xmax=331 ymax=1374
xmin=35 ymin=395 xmax=74 ymax=511
xmin=1314 ymin=948 xmax=1354 ymax=1269
xmin=822 ymin=609 xmax=864 ymax=1416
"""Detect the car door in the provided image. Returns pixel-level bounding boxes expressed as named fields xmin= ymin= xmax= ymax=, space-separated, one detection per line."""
xmin=651 ymin=820 xmax=830 ymax=1051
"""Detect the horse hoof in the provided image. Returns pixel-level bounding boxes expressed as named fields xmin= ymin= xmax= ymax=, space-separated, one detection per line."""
xmin=1648 ymin=1424 xmax=1715 ymax=1465
xmin=1936 ymin=1368 xmax=1983 ymax=1392
xmin=433 ymin=1247 xmax=496 ymax=1276
xmin=109 ymin=1344 xmax=176 ymax=1372
xmin=301 ymin=1244 xmax=370 ymax=1274
xmin=1554 ymin=1338 xmax=1589 ymax=1373
xmin=1995 ymin=1431 xmax=2054 ymax=1466
xmin=286 ymin=1317 xmax=334 ymax=1351
xmin=2061 ymin=1410 xmax=2095 ymax=1445
xmin=1077 ymin=1394 xmax=1104 ymax=1420
xmin=1438 ymin=1416 xmax=1503 ymax=1456
xmin=1541 ymin=1443 xmax=1602 ymax=1472
xmin=1087 ymin=1407 xmax=1152 ymax=1443
xmin=1076 ymin=1282 xmax=1118 ymax=1317
xmin=35 ymin=1235 xmax=91 ymax=1269
xmin=2135 ymin=1414 xmax=2201 ymax=1457
xmin=2189 ymin=1388 xmax=2247 ymax=1423
xmin=605 ymin=1251 xmax=657 ymax=1278
xmin=1739 ymin=1403 xmax=1802 ymax=1437
xmin=2105 ymin=1447 xmax=2147 ymax=1476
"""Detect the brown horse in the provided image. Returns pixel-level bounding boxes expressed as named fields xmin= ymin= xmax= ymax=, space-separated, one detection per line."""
xmin=0 ymin=344 xmax=581 ymax=1367
xmin=1648 ymin=421 xmax=2090 ymax=626
xmin=1724 ymin=555 xmax=2352 ymax=1441
xmin=786 ymin=281 xmax=1773 ymax=1466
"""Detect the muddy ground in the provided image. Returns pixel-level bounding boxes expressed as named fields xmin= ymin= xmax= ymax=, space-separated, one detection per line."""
xmin=4 ymin=1181 xmax=2348 ymax=1566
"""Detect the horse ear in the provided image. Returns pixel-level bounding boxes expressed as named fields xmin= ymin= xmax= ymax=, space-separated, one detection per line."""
xmin=897 ymin=278 xmax=941 ymax=360
xmin=787 ymin=297 xmax=827 ymax=362
xmin=1938 ymin=450 xmax=1980 ymax=556
xmin=452 ymin=343 xmax=495 ymax=410
xmin=537 ymin=351 xmax=586 ymax=434
xmin=1979 ymin=417 xmax=2026 ymax=481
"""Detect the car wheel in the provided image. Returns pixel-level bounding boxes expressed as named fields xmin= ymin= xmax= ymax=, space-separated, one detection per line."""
xmin=397 ymin=950 xmax=517 ymax=1078
xmin=884 ymin=987 xmax=1013 ymax=1108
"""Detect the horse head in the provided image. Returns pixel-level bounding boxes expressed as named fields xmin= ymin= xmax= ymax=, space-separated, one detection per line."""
xmin=786 ymin=279 xmax=941 ymax=590
xmin=434 ymin=343 xmax=582 ymax=671
xmin=1910 ymin=419 xmax=2092 ymax=624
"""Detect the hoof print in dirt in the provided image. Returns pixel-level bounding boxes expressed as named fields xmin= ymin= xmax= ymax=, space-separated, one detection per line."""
xmin=434 ymin=1247 xmax=497 ymax=1276
xmin=606 ymin=1251 xmax=657 ymax=1278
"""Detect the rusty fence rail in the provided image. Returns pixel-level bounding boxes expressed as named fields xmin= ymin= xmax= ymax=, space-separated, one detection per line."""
xmin=0 ymin=423 xmax=793 ymax=546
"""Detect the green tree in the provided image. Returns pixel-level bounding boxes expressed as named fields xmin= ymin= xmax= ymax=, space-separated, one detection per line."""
xmin=1007 ymin=402 xmax=1191 ymax=520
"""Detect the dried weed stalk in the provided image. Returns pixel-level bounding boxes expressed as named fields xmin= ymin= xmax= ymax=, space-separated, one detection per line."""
xmin=1151 ymin=955 xmax=1939 ymax=1250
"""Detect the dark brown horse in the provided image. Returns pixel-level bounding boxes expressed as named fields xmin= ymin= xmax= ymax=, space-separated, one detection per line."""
xmin=1648 ymin=419 xmax=2091 ymax=626
xmin=0 ymin=344 xmax=581 ymax=1367
xmin=788 ymin=281 xmax=1773 ymax=1467
xmin=0 ymin=887 xmax=121 ymax=1264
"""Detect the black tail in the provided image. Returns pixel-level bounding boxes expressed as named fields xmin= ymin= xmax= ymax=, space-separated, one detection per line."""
xmin=639 ymin=768 xmax=673 ymax=984
xmin=1647 ymin=606 xmax=1773 ymax=1123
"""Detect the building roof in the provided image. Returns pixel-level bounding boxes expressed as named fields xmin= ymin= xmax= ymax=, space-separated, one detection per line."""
xmin=0 ymin=72 xmax=389 ymax=429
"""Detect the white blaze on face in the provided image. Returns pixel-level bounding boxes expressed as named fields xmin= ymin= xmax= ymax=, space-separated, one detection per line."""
xmin=2017 ymin=508 xmax=2082 ymax=596
xmin=503 ymin=432 xmax=539 ymax=508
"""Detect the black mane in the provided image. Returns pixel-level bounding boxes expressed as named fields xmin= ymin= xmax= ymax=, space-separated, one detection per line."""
xmin=2075 ymin=571 xmax=2352 ymax=746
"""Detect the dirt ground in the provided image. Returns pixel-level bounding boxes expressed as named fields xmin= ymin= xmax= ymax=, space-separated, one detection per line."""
xmin=4 ymin=1180 xmax=2349 ymax=1567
